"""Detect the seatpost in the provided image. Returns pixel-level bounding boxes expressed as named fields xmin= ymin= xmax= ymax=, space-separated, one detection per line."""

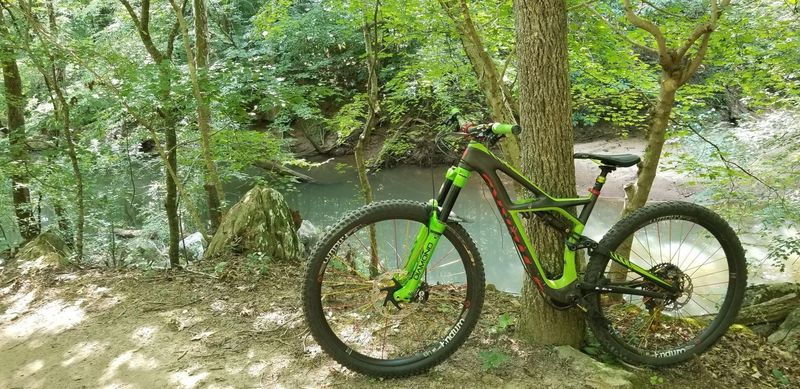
xmin=578 ymin=165 xmax=615 ymax=224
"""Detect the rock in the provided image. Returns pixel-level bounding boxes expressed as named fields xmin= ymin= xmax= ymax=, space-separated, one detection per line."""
xmin=767 ymin=307 xmax=800 ymax=352
xmin=733 ymin=286 xmax=800 ymax=326
xmin=16 ymin=231 xmax=71 ymax=270
xmin=555 ymin=346 xmax=634 ymax=389
xmin=297 ymin=220 xmax=322 ymax=257
xmin=180 ymin=232 xmax=206 ymax=261
xmin=114 ymin=229 xmax=143 ymax=239
xmin=750 ymin=322 xmax=781 ymax=338
xmin=120 ymin=237 xmax=164 ymax=267
xmin=743 ymin=282 xmax=800 ymax=306
xmin=206 ymin=186 xmax=301 ymax=261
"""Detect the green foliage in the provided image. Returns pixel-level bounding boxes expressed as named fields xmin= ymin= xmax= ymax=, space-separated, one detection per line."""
xmin=478 ymin=349 xmax=510 ymax=370
xmin=649 ymin=374 xmax=665 ymax=386
xmin=772 ymin=368 xmax=791 ymax=386
xmin=768 ymin=237 xmax=800 ymax=273
xmin=491 ymin=313 xmax=515 ymax=334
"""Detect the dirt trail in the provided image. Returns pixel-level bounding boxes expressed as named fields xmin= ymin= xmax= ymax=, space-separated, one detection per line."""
xmin=2 ymin=262 xmax=797 ymax=388
xmin=0 ymin=265 xmax=592 ymax=388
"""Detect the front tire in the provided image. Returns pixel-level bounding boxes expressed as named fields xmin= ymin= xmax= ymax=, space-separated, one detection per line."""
xmin=584 ymin=201 xmax=747 ymax=365
xmin=302 ymin=200 xmax=485 ymax=377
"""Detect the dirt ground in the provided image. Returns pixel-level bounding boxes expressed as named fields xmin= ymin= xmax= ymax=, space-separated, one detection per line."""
xmin=1 ymin=260 xmax=797 ymax=389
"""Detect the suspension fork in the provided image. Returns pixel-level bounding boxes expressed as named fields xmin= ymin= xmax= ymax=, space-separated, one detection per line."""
xmin=393 ymin=165 xmax=471 ymax=302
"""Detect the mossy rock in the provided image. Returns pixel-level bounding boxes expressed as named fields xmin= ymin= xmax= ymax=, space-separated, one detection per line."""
xmin=17 ymin=231 xmax=71 ymax=269
xmin=206 ymin=186 xmax=301 ymax=262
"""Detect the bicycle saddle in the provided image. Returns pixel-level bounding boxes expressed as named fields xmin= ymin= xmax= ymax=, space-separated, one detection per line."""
xmin=573 ymin=153 xmax=641 ymax=167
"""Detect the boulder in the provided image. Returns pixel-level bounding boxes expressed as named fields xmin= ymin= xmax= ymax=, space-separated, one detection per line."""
xmin=297 ymin=220 xmax=322 ymax=257
xmin=555 ymin=346 xmax=634 ymax=389
xmin=206 ymin=186 xmax=301 ymax=261
xmin=16 ymin=231 xmax=71 ymax=270
xmin=768 ymin=307 xmax=800 ymax=352
xmin=180 ymin=232 xmax=206 ymax=261
xmin=120 ymin=237 xmax=164 ymax=267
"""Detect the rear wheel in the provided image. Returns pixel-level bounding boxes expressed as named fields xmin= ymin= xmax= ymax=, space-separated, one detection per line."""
xmin=585 ymin=202 xmax=747 ymax=365
xmin=302 ymin=200 xmax=485 ymax=377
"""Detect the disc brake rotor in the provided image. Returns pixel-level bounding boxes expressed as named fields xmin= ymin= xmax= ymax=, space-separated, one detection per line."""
xmin=643 ymin=263 xmax=693 ymax=312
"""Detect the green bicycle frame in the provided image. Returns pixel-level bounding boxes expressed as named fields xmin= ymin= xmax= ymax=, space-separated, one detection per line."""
xmin=393 ymin=140 xmax=676 ymax=304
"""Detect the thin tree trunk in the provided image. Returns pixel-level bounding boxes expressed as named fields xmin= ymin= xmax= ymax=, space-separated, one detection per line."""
xmin=171 ymin=0 xmax=224 ymax=231
xmin=52 ymin=88 xmax=85 ymax=261
xmin=39 ymin=2 xmax=85 ymax=261
xmin=623 ymin=74 xmax=679 ymax=214
xmin=0 ymin=10 xmax=38 ymax=241
xmin=355 ymin=5 xmax=381 ymax=277
xmin=514 ymin=0 xmax=584 ymax=347
xmin=438 ymin=0 xmax=521 ymax=167
xmin=118 ymin=0 xmax=184 ymax=267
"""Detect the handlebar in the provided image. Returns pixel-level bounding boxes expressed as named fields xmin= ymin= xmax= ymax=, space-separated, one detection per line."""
xmin=491 ymin=123 xmax=522 ymax=136
xmin=441 ymin=110 xmax=522 ymax=147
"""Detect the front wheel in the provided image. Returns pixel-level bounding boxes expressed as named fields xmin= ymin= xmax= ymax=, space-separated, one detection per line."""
xmin=302 ymin=200 xmax=485 ymax=377
xmin=584 ymin=201 xmax=747 ymax=365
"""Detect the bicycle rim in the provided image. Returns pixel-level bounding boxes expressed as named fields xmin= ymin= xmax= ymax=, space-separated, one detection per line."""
xmin=315 ymin=217 xmax=477 ymax=363
xmin=596 ymin=215 xmax=736 ymax=357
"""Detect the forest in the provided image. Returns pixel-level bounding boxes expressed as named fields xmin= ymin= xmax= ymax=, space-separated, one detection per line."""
xmin=0 ymin=0 xmax=799 ymax=387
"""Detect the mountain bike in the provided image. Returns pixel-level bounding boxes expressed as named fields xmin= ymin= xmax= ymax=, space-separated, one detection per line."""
xmin=302 ymin=117 xmax=747 ymax=377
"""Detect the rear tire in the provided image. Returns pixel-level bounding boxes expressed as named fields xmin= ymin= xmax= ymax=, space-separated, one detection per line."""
xmin=584 ymin=201 xmax=747 ymax=365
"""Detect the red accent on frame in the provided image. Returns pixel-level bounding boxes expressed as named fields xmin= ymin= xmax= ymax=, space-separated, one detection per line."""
xmin=480 ymin=172 xmax=544 ymax=291
xmin=589 ymin=188 xmax=601 ymax=196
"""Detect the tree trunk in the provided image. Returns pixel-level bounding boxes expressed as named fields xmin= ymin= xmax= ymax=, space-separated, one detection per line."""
xmin=622 ymin=74 xmax=679 ymax=214
xmin=157 ymin=66 xmax=181 ymax=268
xmin=514 ymin=0 xmax=584 ymax=347
xmin=355 ymin=9 xmax=380 ymax=277
xmin=438 ymin=0 xmax=521 ymax=167
xmin=42 ymin=2 xmax=85 ymax=262
xmin=1 ymin=10 xmax=38 ymax=241
xmin=189 ymin=0 xmax=224 ymax=231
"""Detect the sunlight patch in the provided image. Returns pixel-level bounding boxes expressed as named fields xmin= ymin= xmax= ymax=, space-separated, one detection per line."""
xmin=131 ymin=326 xmax=159 ymax=345
xmin=1 ymin=299 xmax=85 ymax=345
xmin=62 ymin=341 xmax=109 ymax=366
xmin=99 ymin=349 xmax=159 ymax=384
xmin=20 ymin=359 xmax=45 ymax=375
xmin=169 ymin=365 xmax=209 ymax=388
xmin=252 ymin=310 xmax=300 ymax=332
xmin=247 ymin=361 xmax=268 ymax=377
xmin=0 ymin=287 xmax=36 ymax=323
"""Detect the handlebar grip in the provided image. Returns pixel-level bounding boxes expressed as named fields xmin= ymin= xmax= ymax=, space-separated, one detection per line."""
xmin=491 ymin=123 xmax=522 ymax=136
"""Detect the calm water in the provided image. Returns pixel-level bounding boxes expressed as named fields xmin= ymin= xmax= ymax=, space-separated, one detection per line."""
xmin=284 ymin=158 xmax=649 ymax=294
xmin=2 ymin=155 xmax=794 ymax=290
xmin=282 ymin=157 xmax=799 ymax=295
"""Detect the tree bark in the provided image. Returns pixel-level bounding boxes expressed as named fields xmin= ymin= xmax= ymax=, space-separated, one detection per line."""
xmin=438 ymin=0 xmax=521 ymax=167
xmin=119 ymin=0 xmax=183 ymax=267
xmin=355 ymin=6 xmax=381 ymax=277
xmin=185 ymin=0 xmax=224 ymax=231
xmin=42 ymin=2 xmax=85 ymax=261
xmin=622 ymin=74 xmax=679 ymax=214
xmin=514 ymin=0 xmax=584 ymax=347
xmin=0 ymin=9 xmax=38 ymax=241
xmin=52 ymin=88 xmax=84 ymax=261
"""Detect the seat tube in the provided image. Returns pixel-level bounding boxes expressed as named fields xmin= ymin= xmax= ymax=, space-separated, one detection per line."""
xmin=578 ymin=166 xmax=614 ymax=224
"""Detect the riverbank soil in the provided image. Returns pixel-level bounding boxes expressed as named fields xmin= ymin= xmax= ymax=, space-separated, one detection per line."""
xmin=1 ymin=262 xmax=797 ymax=388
